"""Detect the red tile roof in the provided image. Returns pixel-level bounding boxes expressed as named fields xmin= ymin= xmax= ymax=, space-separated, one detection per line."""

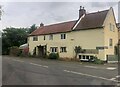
xmin=75 ymin=10 xmax=108 ymax=30
xmin=30 ymin=20 xmax=77 ymax=36
xmin=30 ymin=9 xmax=109 ymax=36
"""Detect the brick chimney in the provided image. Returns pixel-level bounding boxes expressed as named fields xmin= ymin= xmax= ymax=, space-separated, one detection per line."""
xmin=40 ymin=22 xmax=44 ymax=27
xmin=79 ymin=6 xmax=86 ymax=19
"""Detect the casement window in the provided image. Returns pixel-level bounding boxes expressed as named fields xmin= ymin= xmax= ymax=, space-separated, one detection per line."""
xmin=109 ymin=39 xmax=113 ymax=47
xmin=110 ymin=23 xmax=115 ymax=31
xmin=49 ymin=34 xmax=53 ymax=40
xmin=60 ymin=47 xmax=67 ymax=52
xmin=44 ymin=36 xmax=45 ymax=40
xmin=61 ymin=33 xmax=66 ymax=39
xmin=33 ymin=36 xmax=38 ymax=41
xmin=113 ymin=25 xmax=115 ymax=31
xmin=110 ymin=23 xmax=112 ymax=31
xmin=50 ymin=47 xmax=58 ymax=53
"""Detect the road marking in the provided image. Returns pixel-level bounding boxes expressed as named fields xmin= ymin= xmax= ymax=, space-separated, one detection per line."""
xmin=63 ymin=69 xmax=119 ymax=82
xmin=85 ymin=66 xmax=117 ymax=70
xmin=84 ymin=66 xmax=97 ymax=69
xmin=116 ymin=75 xmax=120 ymax=78
xmin=30 ymin=62 xmax=48 ymax=68
xmin=110 ymin=78 xmax=116 ymax=80
xmin=106 ymin=67 xmax=116 ymax=70
xmin=12 ymin=59 xmax=24 ymax=62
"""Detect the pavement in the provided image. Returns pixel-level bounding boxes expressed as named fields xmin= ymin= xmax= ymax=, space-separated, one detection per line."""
xmin=2 ymin=56 xmax=119 ymax=86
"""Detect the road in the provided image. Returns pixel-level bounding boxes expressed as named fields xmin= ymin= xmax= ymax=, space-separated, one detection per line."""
xmin=2 ymin=56 xmax=119 ymax=85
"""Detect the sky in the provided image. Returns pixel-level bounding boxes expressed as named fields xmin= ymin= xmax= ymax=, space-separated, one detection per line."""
xmin=0 ymin=1 xmax=119 ymax=30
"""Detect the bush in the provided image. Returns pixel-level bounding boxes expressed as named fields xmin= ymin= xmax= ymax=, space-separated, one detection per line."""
xmin=93 ymin=57 xmax=104 ymax=64
xmin=48 ymin=53 xmax=59 ymax=59
xmin=9 ymin=46 xmax=21 ymax=56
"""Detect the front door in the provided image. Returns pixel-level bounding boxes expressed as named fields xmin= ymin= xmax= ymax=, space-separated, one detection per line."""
xmin=37 ymin=45 xmax=46 ymax=57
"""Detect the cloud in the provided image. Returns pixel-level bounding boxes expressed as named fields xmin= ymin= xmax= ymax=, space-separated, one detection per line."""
xmin=1 ymin=2 xmax=118 ymax=29
xmin=91 ymin=2 xmax=117 ymax=8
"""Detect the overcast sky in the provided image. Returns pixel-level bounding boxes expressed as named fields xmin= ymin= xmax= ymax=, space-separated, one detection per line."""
xmin=0 ymin=1 xmax=119 ymax=30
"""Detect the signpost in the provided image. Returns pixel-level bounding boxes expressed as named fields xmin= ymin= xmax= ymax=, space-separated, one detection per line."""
xmin=118 ymin=40 xmax=120 ymax=85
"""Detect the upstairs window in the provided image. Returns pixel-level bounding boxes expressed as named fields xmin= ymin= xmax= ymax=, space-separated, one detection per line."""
xmin=110 ymin=23 xmax=112 ymax=31
xmin=110 ymin=23 xmax=115 ymax=32
xmin=49 ymin=34 xmax=53 ymax=40
xmin=109 ymin=38 xmax=113 ymax=47
xmin=61 ymin=34 xmax=66 ymax=39
xmin=44 ymin=36 xmax=45 ymax=40
xmin=33 ymin=36 xmax=38 ymax=41
xmin=60 ymin=47 xmax=67 ymax=52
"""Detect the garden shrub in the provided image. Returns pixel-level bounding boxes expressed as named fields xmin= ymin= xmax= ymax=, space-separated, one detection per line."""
xmin=92 ymin=57 xmax=104 ymax=64
xmin=9 ymin=46 xmax=20 ymax=56
xmin=48 ymin=53 xmax=59 ymax=59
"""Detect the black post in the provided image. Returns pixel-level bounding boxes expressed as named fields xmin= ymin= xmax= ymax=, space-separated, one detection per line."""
xmin=118 ymin=42 xmax=120 ymax=85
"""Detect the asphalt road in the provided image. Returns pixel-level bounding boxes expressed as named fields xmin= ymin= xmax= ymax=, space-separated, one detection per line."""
xmin=2 ymin=56 xmax=119 ymax=85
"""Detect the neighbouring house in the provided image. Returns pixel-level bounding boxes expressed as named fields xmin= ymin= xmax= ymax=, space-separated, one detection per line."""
xmin=28 ymin=6 xmax=118 ymax=61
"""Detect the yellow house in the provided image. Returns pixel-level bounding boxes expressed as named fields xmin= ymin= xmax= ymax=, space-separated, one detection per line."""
xmin=28 ymin=6 xmax=118 ymax=61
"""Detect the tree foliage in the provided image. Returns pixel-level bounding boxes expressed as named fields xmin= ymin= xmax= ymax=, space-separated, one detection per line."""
xmin=2 ymin=24 xmax=37 ymax=55
xmin=29 ymin=24 xmax=37 ymax=34
xmin=2 ymin=27 xmax=29 ymax=54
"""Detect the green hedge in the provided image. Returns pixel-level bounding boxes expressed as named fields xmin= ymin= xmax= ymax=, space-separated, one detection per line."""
xmin=48 ymin=53 xmax=59 ymax=59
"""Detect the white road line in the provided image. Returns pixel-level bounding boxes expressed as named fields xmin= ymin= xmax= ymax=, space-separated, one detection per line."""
xmin=84 ymin=66 xmax=117 ymax=70
xmin=110 ymin=78 xmax=116 ymax=80
xmin=116 ymin=75 xmax=120 ymax=78
xmin=30 ymin=62 xmax=48 ymax=68
xmin=12 ymin=59 xmax=24 ymax=62
xmin=63 ymin=69 xmax=119 ymax=82
xmin=106 ymin=67 xmax=116 ymax=70
xmin=84 ymin=66 xmax=97 ymax=69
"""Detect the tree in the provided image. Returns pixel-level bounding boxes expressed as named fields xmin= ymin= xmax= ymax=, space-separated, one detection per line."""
xmin=29 ymin=24 xmax=37 ymax=34
xmin=74 ymin=46 xmax=82 ymax=59
xmin=2 ymin=27 xmax=29 ymax=55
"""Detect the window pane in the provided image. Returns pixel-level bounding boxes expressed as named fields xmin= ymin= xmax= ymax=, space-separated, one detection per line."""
xmin=109 ymin=39 xmax=113 ymax=46
xmin=33 ymin=36 xmax=38 ymax=41
xmin=44 ymin=36 xmax=45 ymax=40
xmin=60 ymin=47 xmax=66 ymax=52
xmin=83 ymin=55 xmax=85 ymax=59
xmin=49 ymin=35 xmax=53 ymax=40
xmin=86 ymin=56 xmax=89 ymax=59
xmin=61 ymin=34 xmax=66 ymax=39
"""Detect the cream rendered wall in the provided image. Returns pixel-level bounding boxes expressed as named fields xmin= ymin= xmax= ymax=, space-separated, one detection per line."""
xmin=28 ymin=33 xmax=74 ymax=58
xmin=28 ymin=8 xmax=118 ymax=61
xmin=103 ymin=8 xmax=118 ymax=60
xmin=69 ymin=29 xmax=104 ymax=59
xmin=28 ymin=28 xmax=104 ymax=59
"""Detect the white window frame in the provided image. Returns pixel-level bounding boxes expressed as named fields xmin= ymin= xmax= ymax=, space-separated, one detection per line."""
xmin=33 ymin=36 xmax=38 ymax=41
xmin=61 ymin=33 xmax=66 ymax=39
xmin=60 ymin=47 xmax=67 ymax=53
xmin=49 ymin=34 xmax=53 ymax=40
xmin=50 ymin=47 xmax=57 ymax=53
xmin=109 ymin=38 xmax=113 ymax=47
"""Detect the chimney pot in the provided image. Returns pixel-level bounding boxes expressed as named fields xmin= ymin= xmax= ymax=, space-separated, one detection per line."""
xmin=80 ymin=6 xmax=82 ymax=9
xmin=79 ymin=6 xmax=86 ymax=19
xmin=40 ymin=23 xmax=44 ymax=27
